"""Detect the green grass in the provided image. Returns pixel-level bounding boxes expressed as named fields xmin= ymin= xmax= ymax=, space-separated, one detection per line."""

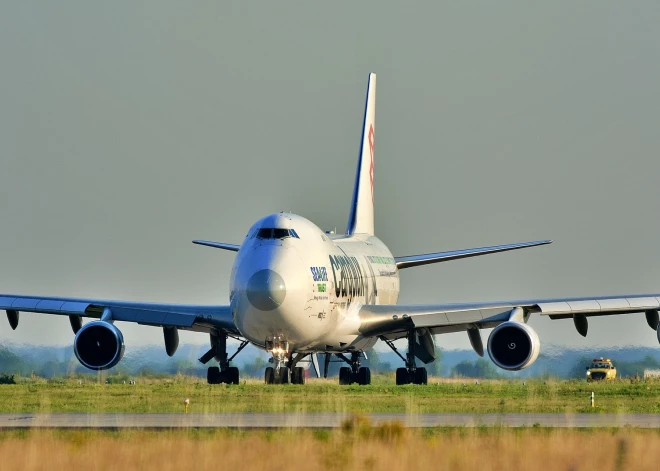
xmin=1 ymin=374 xmax=660 ymax=414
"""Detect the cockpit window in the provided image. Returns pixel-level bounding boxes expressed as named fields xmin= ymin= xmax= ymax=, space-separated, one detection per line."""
xmin=256 ymin=228 xmax=273 ymax=239
xmin=255 ymin=228 xmax=300 ymax=240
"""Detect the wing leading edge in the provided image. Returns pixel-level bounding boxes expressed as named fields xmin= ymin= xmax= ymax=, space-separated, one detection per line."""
xmin=358 ymin=293 xmax=660 ymax=339
xmin=0 ymin=294 xmax=237 ymax=334
xmin=394 ymin=240 xmax=552 ymax=269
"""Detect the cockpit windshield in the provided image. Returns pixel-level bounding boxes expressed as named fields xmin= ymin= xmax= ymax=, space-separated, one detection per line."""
xmin=255 ymin=228 xmax=300 ymax=240
xmin=273 ymin=229 xmax=290 ymax=239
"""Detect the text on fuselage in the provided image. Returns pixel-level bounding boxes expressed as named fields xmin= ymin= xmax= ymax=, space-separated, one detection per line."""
xmin=310 ymin=267 xmax=328 ymax=282
xmin=329 ymin=255 xmax=365 ymax=298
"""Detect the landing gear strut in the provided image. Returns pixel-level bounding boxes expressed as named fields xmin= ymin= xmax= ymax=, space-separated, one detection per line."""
xmin=383 ymin=333 xmax=428 ymax=385
xmin=337 ymin=352 xmax=371 ymax=385
xmin=199 ymin=331 xmax=247 ymax=385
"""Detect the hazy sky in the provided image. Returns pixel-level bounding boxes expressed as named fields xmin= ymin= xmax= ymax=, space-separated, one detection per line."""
xmin=1 ymin=2 xmax=659 ymax=354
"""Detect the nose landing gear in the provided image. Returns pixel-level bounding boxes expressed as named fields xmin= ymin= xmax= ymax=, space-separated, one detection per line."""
xmin=264 ymin=339 xmax=307 ymax=384
xmin=265 ymin=365 xmax=290 ymax=384
xmin=264 ymin=338 xmax=288 ymax=385
xmin=265 ymin=364 xmax=307 ymax=384
xmin=263 ymin=339 xmax=310 ymax=385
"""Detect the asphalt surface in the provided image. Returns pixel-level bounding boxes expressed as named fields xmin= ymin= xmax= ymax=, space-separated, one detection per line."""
xmin=1 ymin=413 xmax=660 ymax=428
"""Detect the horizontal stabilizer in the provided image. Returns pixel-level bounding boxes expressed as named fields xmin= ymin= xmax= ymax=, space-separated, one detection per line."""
xmin=394 ymin=240 xmax=552 ymax=269
xmin=192 ymin=240 xmax=240 ymax=252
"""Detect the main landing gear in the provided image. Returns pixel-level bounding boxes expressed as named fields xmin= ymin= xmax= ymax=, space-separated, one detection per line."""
xmin=199 ymin=331 xmax=248 ymax=385
xmin=383 ymin=332 xmax=428 ymax=385
xmin=336 ymin=352 xmax=371 ymax=386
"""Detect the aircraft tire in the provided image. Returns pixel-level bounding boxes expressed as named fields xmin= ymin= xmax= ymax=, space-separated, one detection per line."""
xmin=339 ymin=367 xmax=352 ymax=385
xmin=279 ymin=366 xmax=290 ymax=384
xmin=395 ymin=367 xmax=409 ymax=385
xmin=227 ymin=366 xmax=240 ymax=385
xmin=414 ymin=367 xmax=428 ymax=385
xmin=292 ymin=367 xmax=305 ymax=384
xmin=207 ymin=366 xmax=221 ymax=384
xmin=290 ymin=367 xmax=298 ymax=384
xmin=265 ymin=367 xmax=275 ymax=384
xmin=358 ymin=367 xmax=371 ymax=385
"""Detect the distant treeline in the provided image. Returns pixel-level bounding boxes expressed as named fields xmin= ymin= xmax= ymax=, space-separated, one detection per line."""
xmin=1 ymin=342 xmax=660 ymax=379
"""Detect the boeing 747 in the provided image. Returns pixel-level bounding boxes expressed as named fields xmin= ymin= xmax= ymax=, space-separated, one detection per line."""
xmin=2 ymin=74 xmax=659 ymax=385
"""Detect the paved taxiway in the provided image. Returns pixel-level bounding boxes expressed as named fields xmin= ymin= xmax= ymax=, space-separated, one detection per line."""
xmin=2 ymin=413 xmax=660 ymax=428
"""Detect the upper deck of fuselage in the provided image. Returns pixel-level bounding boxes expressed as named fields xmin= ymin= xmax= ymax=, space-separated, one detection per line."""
xmin=239 ymin=212 xmax=389 ymax=256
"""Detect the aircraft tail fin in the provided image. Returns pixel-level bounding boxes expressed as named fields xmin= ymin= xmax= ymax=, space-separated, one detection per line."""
xmin=346 ymin=73 xmax=376 ymax=236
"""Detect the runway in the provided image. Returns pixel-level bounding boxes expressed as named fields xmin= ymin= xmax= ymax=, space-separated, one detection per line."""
xmin=2 ymin=413 xmax=660 ymax=429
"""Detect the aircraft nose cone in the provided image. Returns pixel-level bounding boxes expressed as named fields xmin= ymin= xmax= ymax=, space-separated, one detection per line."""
xmin=246 ymin=269 xmax=287 ymax=311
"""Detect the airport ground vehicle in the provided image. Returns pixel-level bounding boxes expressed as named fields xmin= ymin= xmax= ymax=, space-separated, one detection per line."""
xmin=586 ymin=358 xmax=617 ymax=381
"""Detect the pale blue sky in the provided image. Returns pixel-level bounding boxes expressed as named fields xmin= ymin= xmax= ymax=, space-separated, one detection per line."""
xmin=0 ymin=2 xmax=659 ymax=351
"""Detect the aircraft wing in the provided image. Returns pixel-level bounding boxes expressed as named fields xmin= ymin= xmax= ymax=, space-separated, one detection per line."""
xmin=0 ymin=294 xmax=237 ymax=334
xmin=394 ymin=240 xmax=552 ymax=269
xmin=358 ymin=293 xmax=660 ymax=339
xmin=192 ymin=240 xmax=240 ymax=252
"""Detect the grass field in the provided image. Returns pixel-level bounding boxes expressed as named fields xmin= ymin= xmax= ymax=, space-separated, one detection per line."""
xmin=0 ymin=424 xmax=658 ymax=470
xmin=1 ymin=374 xmax=660 ymax=414
xmin=2 ymin=376 xmax=659 ymax=470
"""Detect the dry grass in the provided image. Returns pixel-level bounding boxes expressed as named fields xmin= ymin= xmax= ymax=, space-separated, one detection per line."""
xmin=0 ymin=424 xmax=658 ymax=470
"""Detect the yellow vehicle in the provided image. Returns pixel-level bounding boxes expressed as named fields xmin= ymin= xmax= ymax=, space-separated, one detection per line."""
xmin=586 ymin=358 xmax=616 ymax=382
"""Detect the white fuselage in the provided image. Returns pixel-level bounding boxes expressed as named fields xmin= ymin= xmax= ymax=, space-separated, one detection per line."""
xmin=230 ymin=213 xmax=399 ymax=353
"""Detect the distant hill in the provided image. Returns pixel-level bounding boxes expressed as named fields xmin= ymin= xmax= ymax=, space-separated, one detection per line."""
xmin=1 ymin=339 xmax=659 ymax=379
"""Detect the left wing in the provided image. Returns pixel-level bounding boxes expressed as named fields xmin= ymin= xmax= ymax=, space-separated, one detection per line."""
xmin=394 ymin=240 xmax=552 ymax=269
xmin=358 ymin=294 xmax=660 ymax=366
xmin=359 ymin=293 xmax=660 ymax=337
xmin=0 ymin=294 xmax=236 ymax=333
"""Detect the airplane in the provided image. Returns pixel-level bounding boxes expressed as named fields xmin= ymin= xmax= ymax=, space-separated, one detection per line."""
xmin=2 ymin=73 xmax=660 ymax=386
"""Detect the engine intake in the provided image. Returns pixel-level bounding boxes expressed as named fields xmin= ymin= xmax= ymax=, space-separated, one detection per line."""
xmin=487 ymin=321 xmax=540 ymax=371
xmin=73 ymin=321 xmax=125 ymax=370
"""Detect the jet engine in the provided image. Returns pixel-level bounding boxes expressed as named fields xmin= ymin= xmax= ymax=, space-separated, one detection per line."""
xmin=73 ymin=321 xmax=125 ymax=370
xmin=487 ymin=322 xmax=540 ymax=371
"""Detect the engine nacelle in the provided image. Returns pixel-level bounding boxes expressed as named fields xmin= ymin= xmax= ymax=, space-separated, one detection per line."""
xmin=487 ymin=321 xmax=540 ymax=371
xmin=73 ymin=321 xmax=125 ymax=370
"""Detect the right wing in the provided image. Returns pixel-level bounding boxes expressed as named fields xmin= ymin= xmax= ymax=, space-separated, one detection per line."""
xmin=0 ymin=294 xmax=237 ymax=334
xmin=394 ymin=240 xmax=552 ymax=269
xmin=192 ymin=240 xmax=240 ymax=252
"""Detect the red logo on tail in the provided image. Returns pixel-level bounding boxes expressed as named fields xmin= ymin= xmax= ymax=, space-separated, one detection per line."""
xmin=368 ymin=125 xmax=375 ymax=205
